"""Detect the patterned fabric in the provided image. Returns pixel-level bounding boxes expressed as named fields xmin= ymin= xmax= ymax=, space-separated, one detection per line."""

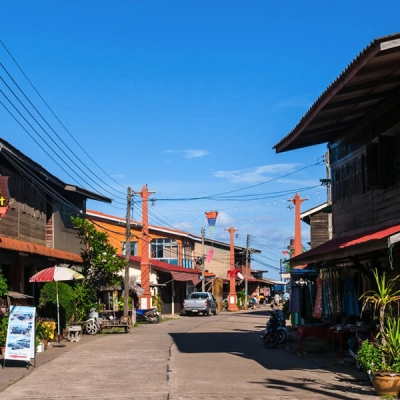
xmin=312 ymin=277 xmax=323 ymax=319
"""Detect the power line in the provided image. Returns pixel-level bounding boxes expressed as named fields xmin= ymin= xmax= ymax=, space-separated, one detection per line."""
xmin=0 ymin=65 xmax=127 ymax=200
xmin=0 ymin=41 xmax=127 ymax=200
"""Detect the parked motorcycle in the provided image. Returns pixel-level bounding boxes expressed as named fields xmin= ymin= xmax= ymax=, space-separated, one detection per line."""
xmin=85 ymin=308 xmax=102 ymax=335
xmin=348 ymin=321 xmax=378 ymax=370
xmin=260 ymin=307 xmax=287 ymax=349
xmin=248 ymin=297 xmax=257 ymax=309
xmin=135 ymin=307 xmax=161 ymax=324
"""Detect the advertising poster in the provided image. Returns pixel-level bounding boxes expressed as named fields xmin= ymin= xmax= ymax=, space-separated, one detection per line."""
xmin=4 ymin=306 xmax=36 ymax=361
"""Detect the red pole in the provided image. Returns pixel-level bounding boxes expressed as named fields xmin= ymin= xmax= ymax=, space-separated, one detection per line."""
xmin=136 ymin=185 xmax=156 ymax=309
xmin=289 ymin=193 xmax=307 ymax=256
xmin=226 ymin=226 xmax=238 ymax=311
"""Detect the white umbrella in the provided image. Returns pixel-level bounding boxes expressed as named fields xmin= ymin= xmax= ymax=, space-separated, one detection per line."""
xmin=29 ymin=265 xmax=84 ymax=342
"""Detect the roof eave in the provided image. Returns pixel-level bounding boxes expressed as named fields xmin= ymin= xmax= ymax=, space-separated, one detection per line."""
xmin=273 ymin=34 xmax=399 ymax=154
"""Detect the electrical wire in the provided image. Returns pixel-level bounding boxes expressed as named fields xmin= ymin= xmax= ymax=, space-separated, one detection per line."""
xmin=0 ymin=69 xmax=126 ymax=201
xmin=0 ymin=41 xmax=127 ymax=193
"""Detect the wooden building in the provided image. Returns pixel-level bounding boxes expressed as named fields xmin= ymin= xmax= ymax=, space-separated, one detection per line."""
xmin=0 ymin=138 xmax=111 ymax=297
xmin=300 ymin=202 xmax=330 ymax=249
xmin=274 ymin=33 xmax=400 ymax=273
xmin=274 ymin=32 xmax=400 ymax=324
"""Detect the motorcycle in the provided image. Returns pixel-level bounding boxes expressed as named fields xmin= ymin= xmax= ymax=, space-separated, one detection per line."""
xmin=348 ymin=321 xmax=378 ymax=371
xmin=135 ymin=307 xmax=161 ymax=324
xmin=260 ymin=307 xmax=287 ymax=349
xmin=248 ymin=297 xmax=257 ymax=309
xmin=84 ymin=308 xmax=102 ymax=335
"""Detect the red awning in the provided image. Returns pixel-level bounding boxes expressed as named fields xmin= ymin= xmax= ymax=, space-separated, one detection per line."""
xmin=0 ymin=236 xmax=82 ymax=263
xmin=290 ymin=223 xmax=400 ymax=265
xmin=170 ymin=271 xmax=201 ymax=286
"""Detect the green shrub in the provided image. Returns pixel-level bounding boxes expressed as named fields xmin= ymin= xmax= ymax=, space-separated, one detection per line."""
xmin=0 ymin=271 xmax=8 ymax=297
xmin=38 ymin=282 xmax=76 ymax=329
xmin=0 ymin=315 xmax=9 ymax=347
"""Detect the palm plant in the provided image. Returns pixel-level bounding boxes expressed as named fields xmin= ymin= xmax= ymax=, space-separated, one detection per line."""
xmin=361 ymin=268 xmax=400 ymax=347
xmin=358 ymin=268 xmax=400 ymax=374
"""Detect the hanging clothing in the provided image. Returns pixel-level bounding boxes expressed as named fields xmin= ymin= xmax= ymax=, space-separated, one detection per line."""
xmin=289 ymin=285 xmax=301 ymax=313
xmin=342 ymin=277 xmax=360 ymax=317
xmin=313 ymin=277 xmax=323 ymax=319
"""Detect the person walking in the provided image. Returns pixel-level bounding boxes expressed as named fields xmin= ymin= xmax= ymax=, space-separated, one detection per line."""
xmin=274 ymin=292 xmax=280 ymax=308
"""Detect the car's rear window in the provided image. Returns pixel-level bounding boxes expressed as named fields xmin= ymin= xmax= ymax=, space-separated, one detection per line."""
xmin=190 ymin=293 xmax=207 ymax=299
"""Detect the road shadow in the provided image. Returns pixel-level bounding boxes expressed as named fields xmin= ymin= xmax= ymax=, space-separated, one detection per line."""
xmin=169 ymin=311 xmax=374 ymax=399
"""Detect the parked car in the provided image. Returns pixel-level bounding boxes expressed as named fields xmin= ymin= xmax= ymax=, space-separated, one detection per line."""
xmin=182 ymin=292 xmax=218 ymax=316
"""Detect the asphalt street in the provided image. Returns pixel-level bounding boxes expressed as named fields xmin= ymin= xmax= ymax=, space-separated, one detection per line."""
xmin=0 ymin=309 xmax=378 ymax=399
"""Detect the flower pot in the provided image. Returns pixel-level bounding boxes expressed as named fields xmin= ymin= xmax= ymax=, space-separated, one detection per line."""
xmin=36 ymin=343 xmax=44 ymax=353
xmin=372 ymin=372 xmax=400 ymax=397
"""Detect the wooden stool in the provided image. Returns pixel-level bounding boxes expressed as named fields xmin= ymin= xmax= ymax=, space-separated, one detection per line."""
xmin=67 ymin=326 xmax=82 ymax=342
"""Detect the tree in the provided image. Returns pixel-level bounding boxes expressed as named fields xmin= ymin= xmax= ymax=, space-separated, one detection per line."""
xmin=0 ymin=272 xmax=8 ymax=297
xmin=71 ymin=216 xmax=126 ymax=289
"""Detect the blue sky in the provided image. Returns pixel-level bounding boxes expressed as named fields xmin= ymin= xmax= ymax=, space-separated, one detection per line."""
xmin=1 ymin=1 xmax=400 ymax=279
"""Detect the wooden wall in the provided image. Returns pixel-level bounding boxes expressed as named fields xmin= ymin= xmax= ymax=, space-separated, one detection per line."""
xmin=330 ymin=106 xmax=400 ymax=235
xmin=310 ymin=211 xmax=330 ymax=248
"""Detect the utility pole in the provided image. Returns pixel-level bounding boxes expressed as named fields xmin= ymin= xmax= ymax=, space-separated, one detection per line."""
xmin=123 ymin=187 xmax=131 ymax=317
xmin=326 ymin=150 xmax=332 ymax=240
xmin=244 ymin=234 xmax=250 ymax=309
xmin=135 ymin=185 xmax=156 ymax=309
xmin=201 ymin=227 xmax=205 ymax=291
xmin=289 ymin=193 xmax=307 ymax=257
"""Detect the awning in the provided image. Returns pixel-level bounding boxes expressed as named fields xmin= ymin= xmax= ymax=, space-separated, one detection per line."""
xmin=0 ymin=236 xmax=82 ymax=263
xmin=170 ymin=271 xmax=201 ymax=286
xmin=290 ymin=223 xmax=400 ymax=266
xmin=5 ymin=291 xmax=33 ymax=299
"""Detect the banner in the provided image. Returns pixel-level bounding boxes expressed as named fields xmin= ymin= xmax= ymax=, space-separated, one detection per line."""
xmin=205 ymin=248 xmax=214 ymax=263
xmin=5 ymin=306 xmax=36 ymax=361
xmin=205 ymin=211 xmax=218 ymax=234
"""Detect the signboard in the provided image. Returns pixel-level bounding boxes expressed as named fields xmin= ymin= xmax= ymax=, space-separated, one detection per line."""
xmin=4 ymin=306 xmax=36 ymax=361
xmin=281 ymin=273 xmax=291 ymax=279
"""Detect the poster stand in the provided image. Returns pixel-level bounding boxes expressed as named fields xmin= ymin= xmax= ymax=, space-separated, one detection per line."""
xmin=2 ymin=305 xmax=36 ymax=369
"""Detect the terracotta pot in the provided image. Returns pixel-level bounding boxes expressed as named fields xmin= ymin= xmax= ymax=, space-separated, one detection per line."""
xmin=372 ymin=372 xmax=400 ymax=397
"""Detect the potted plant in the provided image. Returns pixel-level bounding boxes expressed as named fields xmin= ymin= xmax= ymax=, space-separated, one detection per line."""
xmin=359 ymin=269 xmax=400 ymax=397
xmin=36 ymin=320 xmax=54 ymax=350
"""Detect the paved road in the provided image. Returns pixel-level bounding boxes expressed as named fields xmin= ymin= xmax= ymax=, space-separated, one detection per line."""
xmin=1 ymin=310 xmax=377 ymax=399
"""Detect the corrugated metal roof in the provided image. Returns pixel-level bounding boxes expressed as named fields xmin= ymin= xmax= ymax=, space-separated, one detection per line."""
xmin=0 ymin=138 xmax=111 ymax=203
xmin=289 ymin=223 xmax=400 ymax=266
xmin=274 ymin=33 xmax=400 ymax=153
xmin=0 ymin=236 xmax=82 ymax=263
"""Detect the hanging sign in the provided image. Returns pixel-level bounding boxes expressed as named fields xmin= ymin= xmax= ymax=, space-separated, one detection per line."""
xmin=4 ymin=305 xmax=36 ymax=361
xmin=205 ymin=211 xmax=218 ymax=234
xmin=0 ymin=176 xmax=10 ymax=218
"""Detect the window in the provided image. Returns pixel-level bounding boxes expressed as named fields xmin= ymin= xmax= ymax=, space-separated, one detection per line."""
xmin=332 ymin=155 xmax=366 ymax=203
xmin=181 ymin=240 xmax=193 ymax=268
xmin=122 ymin=242 xmax=138 ymax=256
xmin=367 ymin=136 xmax=395 ymax=190
xmin=151 ymin=238 xmax=179 ymax=265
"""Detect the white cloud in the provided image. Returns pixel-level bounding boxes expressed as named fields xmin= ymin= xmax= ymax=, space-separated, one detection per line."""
xmin=214 ymin=164 xmax=301 ymax=184
xmin=164 ymin=149 xmax=210 ymax=159
xmin=275 ymin=95 xmax=311 ymax=109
